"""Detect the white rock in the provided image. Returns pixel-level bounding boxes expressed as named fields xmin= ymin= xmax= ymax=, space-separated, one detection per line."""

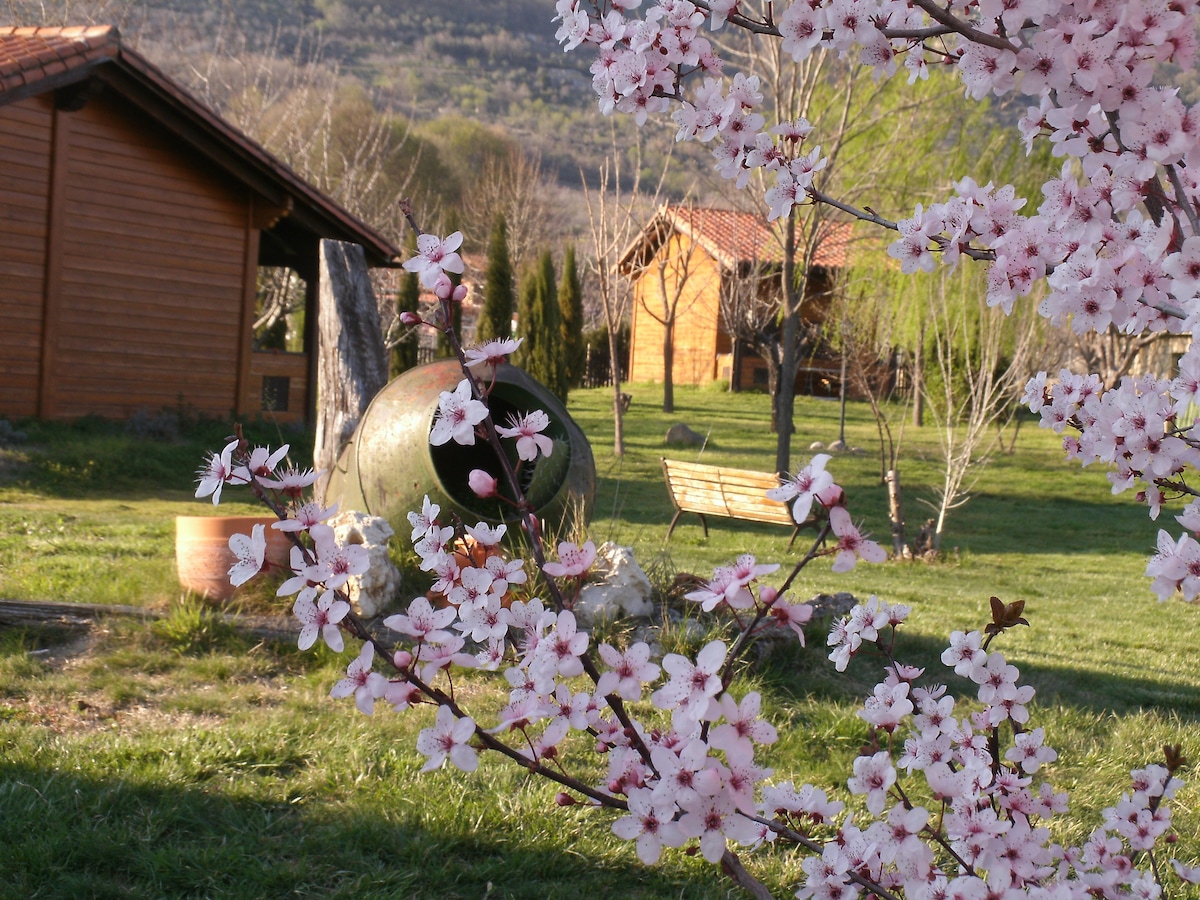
xmin=808 ymin=441 xmax=826 ymax=450
xmin=328 ymin=510 xmax=402 ymax=617
xmin=574 ymin=542 xmax=653 ymax=626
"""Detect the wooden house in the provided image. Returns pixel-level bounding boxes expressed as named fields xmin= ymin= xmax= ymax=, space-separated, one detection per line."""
xmin=619 ymin=205 xmax=853 ymax=394
xmin=0 ymin=25 xmax=401 ymax=425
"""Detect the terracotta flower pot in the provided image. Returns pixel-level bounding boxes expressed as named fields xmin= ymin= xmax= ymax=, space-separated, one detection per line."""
xmin=175 ymin=515 xmax=291 ymax=601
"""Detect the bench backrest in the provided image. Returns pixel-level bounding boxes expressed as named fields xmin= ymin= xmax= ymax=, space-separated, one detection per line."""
xmin=661 ymin=458 xmax=794 ymax=526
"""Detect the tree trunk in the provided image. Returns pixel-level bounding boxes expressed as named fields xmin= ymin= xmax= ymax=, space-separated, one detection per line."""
xmin=885 ymin=469 xmax=907 ymax=558
xmin=774 ymin=209 xmax=799 ymax=477
xmin=911 ymin=323 xmax=925 ymax=428
xmin=608 ymin=327 xmax=625 ymax=457
xmin=314 ymin=240 xmax=389 ymax=502
xmin=663 ymin=321 xmax=675 ymax=414
xmin=729 ymin=338 xmax=742 ymax=392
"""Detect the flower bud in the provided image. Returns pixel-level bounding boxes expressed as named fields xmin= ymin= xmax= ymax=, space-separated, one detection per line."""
xmin=555 ymin=792 xmax=577 ymax=807
xmin=468 ymin=469 xmax=499 ymax=498
xmin=433 ymin=273 xmax=455 ymax=300
xmin=399 ymin=311 xmax=421 ymax=326
xmin=393 ymin=650 xmax=413 ymax=669
xmin=451 ymin=283 xmax=468 ymax=303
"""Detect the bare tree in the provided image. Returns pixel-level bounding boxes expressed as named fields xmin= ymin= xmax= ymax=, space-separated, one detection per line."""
xmin=713 ymin=15 xmax=943 ymax=476
xmin=1071 ymin=328 xmax=1170 ymax=391
xmin=627 ymin=205 xmax=704 ymax=414
xmin=581 ymin=131 xmax=671 ymax=456
xmin=461 ymin=149 xmax=561 ymax=274
xmin=920 ymin=267 xmax=1052 ymax=553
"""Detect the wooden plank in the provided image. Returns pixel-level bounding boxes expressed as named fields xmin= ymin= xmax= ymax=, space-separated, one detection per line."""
xmin=37 ymin=105 xmax=69 ymax=418
xmin=63 ymin=207 xmax=245 ymax=253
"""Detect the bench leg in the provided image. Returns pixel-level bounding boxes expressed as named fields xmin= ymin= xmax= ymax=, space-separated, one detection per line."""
xmin=787 ymin=525 xmax=800 ymax=552
xmin=698 ymin=513 xmax=708 ymax=539
xmin=666 ymin=510 xmax=683 ymax=541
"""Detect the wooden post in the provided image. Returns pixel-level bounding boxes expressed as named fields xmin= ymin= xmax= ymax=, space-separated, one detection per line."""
xmin=313 ymin=240 xmax=389 ymax=503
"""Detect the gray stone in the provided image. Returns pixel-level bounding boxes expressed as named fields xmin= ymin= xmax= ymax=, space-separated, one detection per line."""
xmin=573 ymin=542 xmax=654 ymax=626
xmin=328 ymin=510 xmax=402 ymax=617
xmin=807 ymin=591 xmax=858 ymax=620
xmin=808 ymin=440 xmax=826 ymax=450
xmin=828 ymin=439 xmax=848 ymax=451
xmin=665 ymin=423 xmax=706 ymax=447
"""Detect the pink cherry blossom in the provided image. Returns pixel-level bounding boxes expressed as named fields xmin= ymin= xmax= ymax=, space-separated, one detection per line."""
xmin=416 ymin=704 xmax=478 ymax=772
xmin=227 ymin=523 xmax=267 ymax=587
xmin=403 ymin=231 xmax=465 ymax=289
xmin=429 ymin=379 xmax=489 ymax=447
xmin=828 ymin=506 xmax=887 ymax=572
xmin=194 ymin=439 xmax=241 ymax=504
xmin=542 ymin=539 xmax=596 ymax=577
xmin=495 ymin=410 xmax=555 ymax=461
xmin=766 ymin=453 xmax=834 ymax=523
xmin=294 ymin=589 xmax=350 ymax=652
xmin=595 ymin=641 xmax=660 ymax=701
xmin=329 ymin=643 xmax=388 ymax=716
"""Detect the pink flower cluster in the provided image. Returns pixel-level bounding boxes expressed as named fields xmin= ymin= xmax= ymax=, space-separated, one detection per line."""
xmin=556 ymin=0 xmax=1200 ymax=603
xmin=193 ymin=221 xmax=1200 ymax=895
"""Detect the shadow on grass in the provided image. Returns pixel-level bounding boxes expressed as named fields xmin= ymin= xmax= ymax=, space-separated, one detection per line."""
xmin=0 ymin=763 xmax=729 ymax=900
xmin=755 ymin=630 xmax=1200 ymax=721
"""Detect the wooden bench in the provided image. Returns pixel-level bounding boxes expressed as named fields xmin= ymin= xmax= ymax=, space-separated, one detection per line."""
xmin=661 ymin=458 xmax=805 ymax=549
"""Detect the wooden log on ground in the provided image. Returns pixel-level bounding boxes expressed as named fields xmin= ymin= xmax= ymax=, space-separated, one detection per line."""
xmin=0 ymin=598 xmax=299 ymax=644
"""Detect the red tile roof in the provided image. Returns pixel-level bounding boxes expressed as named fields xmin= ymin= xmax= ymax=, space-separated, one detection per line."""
xmin=0 ymin=25 xmax=119 ymax=92
xmin=0 ymin=25 xmax=401 ymax=266
xmin=620 ymin=204 xmax=853 ymax=273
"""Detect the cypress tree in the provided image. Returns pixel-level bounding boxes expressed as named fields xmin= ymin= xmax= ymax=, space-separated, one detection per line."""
xmin=558 ymin=243 xmax=585 ymax=389
xmin=516 ymin=250 xmax=566 ymax=401
xmin=477 ymin=213 xmax=515 ymax=344
xmin=434 ymin=272 xmax=464 ymax=359
xmin=392 ymin=264 xmax=421 ymax=377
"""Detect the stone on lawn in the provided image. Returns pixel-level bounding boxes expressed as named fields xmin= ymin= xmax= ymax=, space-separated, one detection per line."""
xmin=665 ymin=423 xmax=705 ymax=447
xmin=328 ymin=509 xmax=401 ymax=618
xmin=574 ymin=542 xmax=654 ymax=626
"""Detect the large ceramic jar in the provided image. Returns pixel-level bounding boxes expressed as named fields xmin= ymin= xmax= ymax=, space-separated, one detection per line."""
xmin=325 ymin=360 xmax=595 ymax=539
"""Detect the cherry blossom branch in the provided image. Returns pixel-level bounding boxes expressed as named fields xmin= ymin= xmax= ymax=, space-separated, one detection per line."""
xmin=719 ymin=522 xmax=831 ymax=689
xmin=424 ymin=286 xmax=661 ymax=775
xmin=719 ymin=849 xmax=774 ymax=900
xmin=908 ymin=0 xmax=1019 ymax=53
xmin=337 ymin=609 xmax=628 ymax=810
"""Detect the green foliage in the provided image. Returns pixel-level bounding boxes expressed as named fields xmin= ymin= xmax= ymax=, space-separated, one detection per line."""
xmin=558 ymin=243 xmax=586 ymax=388
xmin=515 ymin=250 xmax=568 ymax=401
xmin=392 ymin=235 xmax=421 ymax=378
xmin=476 ymin=213 xmax=516 ymax=344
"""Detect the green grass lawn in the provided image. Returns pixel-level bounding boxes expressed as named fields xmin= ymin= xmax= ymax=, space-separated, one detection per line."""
xmin=2 ymin=387 xmax=1199 ymax=898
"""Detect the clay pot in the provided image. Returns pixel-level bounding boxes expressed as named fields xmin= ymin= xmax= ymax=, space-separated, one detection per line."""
xmin=175 ymin=515 xmax=291 ymax=601
xmin=325 ymin=360 xmax=595 ymax=539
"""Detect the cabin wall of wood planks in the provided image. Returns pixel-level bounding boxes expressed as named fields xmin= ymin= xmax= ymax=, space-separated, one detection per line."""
xmin=0 ymin=92 xmax=299 ymax=423
xmin=628 ymin=231 xmax=723 ymax=386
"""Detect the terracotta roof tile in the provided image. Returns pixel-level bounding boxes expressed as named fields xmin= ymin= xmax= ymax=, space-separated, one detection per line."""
xmin=621 ymin=204 xmax=853 ymax=274
xmin=0 ymin=25 xmax=119 ymax=87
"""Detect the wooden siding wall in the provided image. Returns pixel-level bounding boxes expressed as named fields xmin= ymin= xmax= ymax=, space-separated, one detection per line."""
xmin=0 ymin=94 xmax=52 ymax=417
xmin=628 ymin=232 xmax=722 ymax=386
xmin=47 ymin=92 xmax=249 ymax=419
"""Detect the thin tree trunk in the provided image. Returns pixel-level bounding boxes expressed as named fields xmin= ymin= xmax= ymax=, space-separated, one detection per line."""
xmin=314 ymin=240 xmax=389 ymax=502
xmin=663 ymin=322 xmax=675 ymax=414
xmin=608 ymin=327 xmax=625 ymax=457
xmin=911 ymin=323 xmax=925 ymax=428
xmin=775 ymin=210 xmax=799 ymax=477
xmin=886 ymin=468 xmax=907 ymax=557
